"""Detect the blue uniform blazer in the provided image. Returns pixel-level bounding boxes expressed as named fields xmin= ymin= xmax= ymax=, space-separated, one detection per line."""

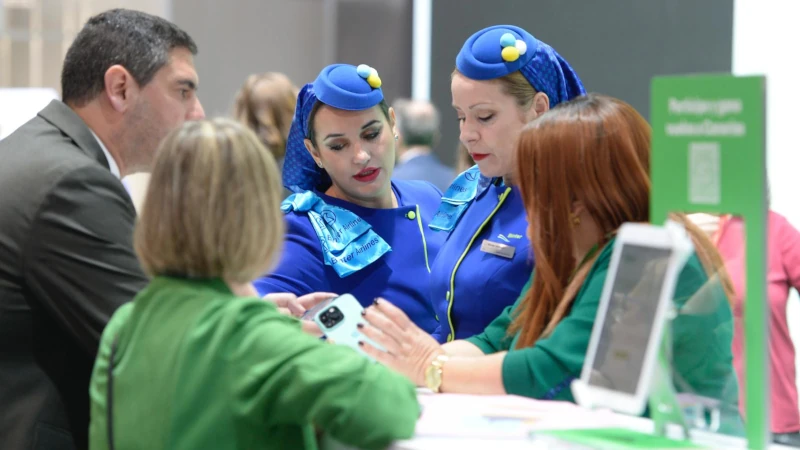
xmin=429 ymin=181 xmax=533 ymax=342
xmin=255 ymin=180 xmax=444 ymax=333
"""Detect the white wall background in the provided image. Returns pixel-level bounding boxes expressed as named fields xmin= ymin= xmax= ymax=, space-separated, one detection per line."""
xmin=171 ymin=0 xmax=327 ymax=117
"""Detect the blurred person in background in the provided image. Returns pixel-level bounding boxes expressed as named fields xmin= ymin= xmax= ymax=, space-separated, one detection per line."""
xmin=693 ymin=209 xmax=800 ymax=447
xmin=0 ymin=9 xmax=203 ymax=449
xmin=392 ymin=98 xmax=454 ymax=191
xmin=233 ymin=72 xmax=298 ymax=167
xmin=89 ymin=119 xmax=419 ymax=450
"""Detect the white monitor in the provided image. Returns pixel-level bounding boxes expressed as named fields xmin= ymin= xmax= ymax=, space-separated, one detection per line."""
xmin=573 ymin=221 xmax=692 ymax=416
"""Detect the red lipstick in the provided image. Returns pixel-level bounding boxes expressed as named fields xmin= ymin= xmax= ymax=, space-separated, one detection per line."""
xmin=353 ymin=167 xmax=381 ymax=183
xmin=471 ymin=153 xmax=489 ymax=161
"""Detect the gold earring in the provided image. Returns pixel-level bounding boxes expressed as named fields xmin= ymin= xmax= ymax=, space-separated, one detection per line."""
xmin=571 ymin=215 xmax=581 ymax=226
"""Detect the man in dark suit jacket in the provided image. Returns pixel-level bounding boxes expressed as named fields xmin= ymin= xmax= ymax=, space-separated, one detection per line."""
xmin=391 ymin=98 xmax=455 ymax=192
xmin=0 ymin=9 xmax=204 ymax=450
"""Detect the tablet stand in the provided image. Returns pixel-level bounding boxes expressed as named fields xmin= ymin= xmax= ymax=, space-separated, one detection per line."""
xmin=647 ymin=222 xmax=693 ymax=440
xmin=647 ymin=316 xmax=691 ymax=440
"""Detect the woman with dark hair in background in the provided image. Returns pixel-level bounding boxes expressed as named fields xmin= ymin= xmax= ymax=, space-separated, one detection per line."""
xmin=233 ymin=72 xmax=298 ymax=166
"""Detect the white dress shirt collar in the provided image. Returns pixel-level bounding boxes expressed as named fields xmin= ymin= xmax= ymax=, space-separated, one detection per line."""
xmin=90 ymin=131 xmax=121 ymax=179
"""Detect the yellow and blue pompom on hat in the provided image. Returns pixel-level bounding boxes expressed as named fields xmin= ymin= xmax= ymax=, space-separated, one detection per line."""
xmin=456 ymin=25 xmax=585 ymax=107
xmin=313 ymin=63 xmax=383 ymax=111
xmin=283 ymin=63 xmax=385 ymax=192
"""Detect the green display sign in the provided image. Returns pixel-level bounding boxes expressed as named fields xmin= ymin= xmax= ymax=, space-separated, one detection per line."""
xmin=651 ymin=74 xmax=768 ymax=449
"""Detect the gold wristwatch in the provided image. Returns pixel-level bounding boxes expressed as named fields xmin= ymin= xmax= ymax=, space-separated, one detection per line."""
xmin=424 ymin=354 xmax=450 ymax=393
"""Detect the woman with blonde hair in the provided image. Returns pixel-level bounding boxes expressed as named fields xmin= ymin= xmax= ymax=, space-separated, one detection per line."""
xmin=233 ymin=72 xmax=298 ymax=164
xmin=88 ymin=119 xmax=419 ymax=450
xmin=426 ymin=24 xmax=585 ymax=343
xmin=358 ymin=94 xmax=741 ymax=430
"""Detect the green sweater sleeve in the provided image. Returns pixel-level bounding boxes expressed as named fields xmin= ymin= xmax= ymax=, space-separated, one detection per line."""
xmin=88 ymin=303 xmax=134 ymax=450
xmin=465 ymin=305 xmax=516 ymax=354
xmin=229 ymin=300 xmax=419 ymax=450
xmin=501 ymin=266 xmax=608 ymax=400
xmin=465 ymin=276 xmax=532 ymax=353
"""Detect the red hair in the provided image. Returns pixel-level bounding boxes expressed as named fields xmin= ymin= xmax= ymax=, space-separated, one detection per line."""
xmin=510 ymin=94 xmax=731 ymax=348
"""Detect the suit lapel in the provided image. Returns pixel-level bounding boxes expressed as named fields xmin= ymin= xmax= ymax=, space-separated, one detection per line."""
xmin=37 ymin=100 xmax=110 ymax=172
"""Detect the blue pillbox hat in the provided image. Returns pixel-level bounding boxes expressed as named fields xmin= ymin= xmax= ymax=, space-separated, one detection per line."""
xmin=456 ymin=24 xmax=586 ymax=107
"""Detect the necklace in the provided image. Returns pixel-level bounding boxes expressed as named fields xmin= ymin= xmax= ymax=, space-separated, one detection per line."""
xmin=568 ymin=231 xmax=617 ymax=282
xmin=569 ymin=243 xmax=600 ymax=282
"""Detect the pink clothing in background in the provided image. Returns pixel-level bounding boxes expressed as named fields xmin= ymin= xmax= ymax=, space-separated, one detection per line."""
xmin=716 ymin=211 xmax=800 ymax=433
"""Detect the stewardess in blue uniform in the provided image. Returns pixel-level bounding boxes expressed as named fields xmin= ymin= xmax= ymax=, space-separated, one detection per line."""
xmin=254 ymin=63 xmax=444 ymax=333
xmin=428 ymin=25 xmax=586 ymax=342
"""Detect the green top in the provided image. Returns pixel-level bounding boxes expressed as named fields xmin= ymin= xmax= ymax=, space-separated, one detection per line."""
xmin=88 ymin=277 xmax=420 ymax=450
xmin=466 ymin=238 xmax=739 ymax=409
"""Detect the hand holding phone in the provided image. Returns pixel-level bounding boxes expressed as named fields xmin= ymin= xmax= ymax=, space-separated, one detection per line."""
xmin=311 ymin=294 xmax=386 ymax=360
xmin=263 ymin=293 xmax=305 ymax=317
xmin=263 ymin=292 xmax=336 ymax=337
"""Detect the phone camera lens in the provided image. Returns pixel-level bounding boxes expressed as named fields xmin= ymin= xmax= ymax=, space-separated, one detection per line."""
xmin=318 ymin=306 xmax=345 ymax=329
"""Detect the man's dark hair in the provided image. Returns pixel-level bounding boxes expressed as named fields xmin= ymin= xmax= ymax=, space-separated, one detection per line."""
xmin=61 ymin=9 xmax=197 ymax=106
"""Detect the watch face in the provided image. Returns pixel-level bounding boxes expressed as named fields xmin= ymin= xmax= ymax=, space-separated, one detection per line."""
xmin=424 ymin=364 xmax=441 ymax=391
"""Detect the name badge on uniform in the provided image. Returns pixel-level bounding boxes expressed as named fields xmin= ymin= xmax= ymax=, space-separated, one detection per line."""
xmin=480 ymin=239 xmax=515 ymax=259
